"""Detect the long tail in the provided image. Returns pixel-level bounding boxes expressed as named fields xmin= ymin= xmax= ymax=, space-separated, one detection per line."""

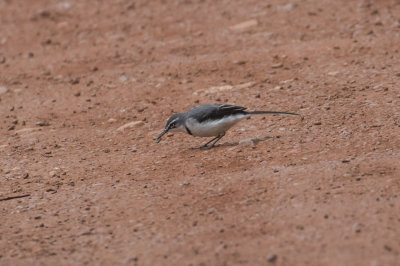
xmin=247 ymin=110 xmax=299 ymax=116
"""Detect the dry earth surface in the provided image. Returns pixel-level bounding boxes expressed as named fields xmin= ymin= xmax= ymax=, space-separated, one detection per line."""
xmin=1 ymin=0 xmax=400 ymax=265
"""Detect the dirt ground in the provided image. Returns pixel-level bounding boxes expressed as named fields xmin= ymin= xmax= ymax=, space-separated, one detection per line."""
xmin=1 ymin=0 xmax=400 ymax=265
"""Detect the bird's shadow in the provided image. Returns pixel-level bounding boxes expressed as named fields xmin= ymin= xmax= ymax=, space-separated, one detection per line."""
xmin=189 ymin=136 xmax=275 ymax=150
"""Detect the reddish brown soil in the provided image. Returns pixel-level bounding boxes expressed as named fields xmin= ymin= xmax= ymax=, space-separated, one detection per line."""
xmin=1 ymin=0 xmax=400 ymax=265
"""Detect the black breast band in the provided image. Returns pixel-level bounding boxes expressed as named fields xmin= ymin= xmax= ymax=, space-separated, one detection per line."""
xmin=185 ymin=125 xmax=192 ymax=135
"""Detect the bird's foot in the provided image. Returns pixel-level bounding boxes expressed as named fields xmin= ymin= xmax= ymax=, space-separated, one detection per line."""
xmin=189 ymin=144 xmax=212 ymax=150
xmin=200 ymin=145 xmax=213 ymax=150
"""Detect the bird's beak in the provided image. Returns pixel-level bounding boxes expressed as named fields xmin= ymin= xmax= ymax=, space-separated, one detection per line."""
xmin=155 ymin=128 xmax=168 ymax=143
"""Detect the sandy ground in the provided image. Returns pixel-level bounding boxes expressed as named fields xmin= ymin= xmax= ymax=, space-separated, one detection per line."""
xmin=1 ymin=0 xmax=400 ymax=265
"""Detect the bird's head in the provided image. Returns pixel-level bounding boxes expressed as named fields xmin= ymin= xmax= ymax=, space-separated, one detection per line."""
xmin=156 ymin=113 xmax=185 ymax=143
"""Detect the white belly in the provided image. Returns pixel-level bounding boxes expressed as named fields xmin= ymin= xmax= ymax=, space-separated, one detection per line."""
xmin=185 ymin=115 xmax=248 ymax=137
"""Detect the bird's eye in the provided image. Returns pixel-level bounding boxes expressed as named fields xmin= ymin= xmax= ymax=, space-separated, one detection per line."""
xmin=170 ymin=122 xmax=175 ymax=128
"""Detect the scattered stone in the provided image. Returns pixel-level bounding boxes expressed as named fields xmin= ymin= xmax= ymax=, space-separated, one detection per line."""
xmin=130 ymin=145 xmax=137 ymax=152
xmin=328 ymin=71 xmax=339 ymax=76
xmin=271 ymin=63 xmax=283 ymax=68
xmin=8 ymin=125 xmax=15 ymax=130
xmin=230 ymin=19 xmax=258 ymax=31
xmin=71 ymin=77 xmax=80 ymax=85
xmin=181 ymin=181 xmax=190 ymax=186
xmin=193 ymin=81 xmax=256 ymax=95
xmin=234 ymin=60 xmax=246 ymax=65
xmin=43 ymin=151 xmax=52 ymax=157
xmin=74 ymin=92 xmax=81 ymax=97
xmin=193 ymin=31 xmax=203 ymax=37
xmin=0 ymin=86 xmax=7 ymax=94
xmin=22 ymin=173 xmax=29 ymax=179
xmin=119 ymin=75 xmax=128 ymax=82
xmin=313 ymin=121 xmax=321 ymax=125
xmin=15 ymin=127 xmax=41 ymax=134
xmin=36 ymin=121 xmax=49 ymax=126
xmin=239 ymin=138 xmax=256 ymax=147
xmin=267 ymin=253 xmax=278 ymax=263
xmin=342 ymin=159 xmax=351 ymax=163
xmin=116 ymin=121 xmax=144 ymax=132
xmin=0 ymin=56 xmax=5 ymax=64
xmin=276 ymin=3 xmax=297 ymax=11
xmin=57 ymin=2 xmax=71 ymax=9
xmin=280 ymin=79 xmax=294 ymax=84
xmin=352 ymin=222 xmax=363 ymax=233
xmin=108 ymin=118 xmax=117 ymax=123
xmin=38 ymin=10 xmax=51 ymax=18
xmin=43 ymin=39 xmax=52 ymax=45
xmin=236 ymin=81 xmax=256 ymax=89
xmin=193 ymin=85 xmax=232 ymax=95
xmin=57 ymin=21 xmax=69 ymax=29
xmin=49 ymin=171 xmax=58 ymax=177
xmin=46 ymin=188 xmax=57 ymax=194
xmin=384 ymin=245 xmax=392 ymax=252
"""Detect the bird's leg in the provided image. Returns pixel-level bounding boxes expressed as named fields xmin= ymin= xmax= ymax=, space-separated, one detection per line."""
xmin=209 ymin=132 xmax=225 ymax=147
xmin=200 ymin=136 xmax=220 ymax=148
xmin=200 ymin=132 xmax=226 ymax=149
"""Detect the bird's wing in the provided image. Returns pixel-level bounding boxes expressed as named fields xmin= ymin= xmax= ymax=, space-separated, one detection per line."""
xmin=195 ymin=104 xmax=247 ymax=122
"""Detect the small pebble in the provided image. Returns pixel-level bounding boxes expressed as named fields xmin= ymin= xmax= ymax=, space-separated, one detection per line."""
xmin=71 ymin=78 xmax=80 ymax=84
xmin=0 ymin=86 xmax=8 ymax=94
xmin=116 ymin=121 xmax=144 ymax=131
xmin=384 ymin=245 xmax=392 ymax=252
xmin=119 ymin=75 xmax=128 ymax=82
xmin=271 ymin=63 xmax=283 ymax=68
xmin=230 ymin=19 xmax=258 ymax=31
xmin=239 ymin=138 xmax=256 ymax=147
xmin=267 ymin=253 xmax=277 ymax=263
xmin=36 ymin=121 xmax=49 ymax=126
xmin=234 ymin=60 xmax=246 ymax=65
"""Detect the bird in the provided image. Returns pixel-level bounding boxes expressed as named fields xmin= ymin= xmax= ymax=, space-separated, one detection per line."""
xmin=156 ymin=104 xmax=299 ymax=149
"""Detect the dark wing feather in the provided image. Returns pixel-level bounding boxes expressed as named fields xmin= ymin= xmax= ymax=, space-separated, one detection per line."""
xmin=191 ymin=104 xmax=247 ymax=123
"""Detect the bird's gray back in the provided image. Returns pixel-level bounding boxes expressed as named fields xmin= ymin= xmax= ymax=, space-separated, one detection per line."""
xmin=184 ymin=104 xmax=247 ymax=123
